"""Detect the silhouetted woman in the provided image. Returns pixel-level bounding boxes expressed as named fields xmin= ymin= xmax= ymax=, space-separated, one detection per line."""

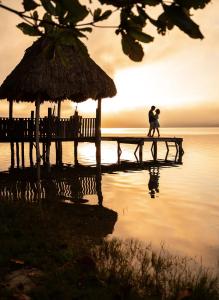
xmin=151 ymin=108 xmax=160 ymax=137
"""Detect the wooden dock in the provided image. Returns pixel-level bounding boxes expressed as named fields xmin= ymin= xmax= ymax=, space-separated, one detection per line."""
xmin=102 ymin=136 xmax=184 ymax=163
xmin=0 ymin=112 xmax=184 ymax=167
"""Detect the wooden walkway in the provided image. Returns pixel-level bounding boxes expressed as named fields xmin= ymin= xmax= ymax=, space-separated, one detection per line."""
xmin=102 ymin=136 xmax=184 ymax=163
xmin=0 ymin=115 xmax=184 ymax=166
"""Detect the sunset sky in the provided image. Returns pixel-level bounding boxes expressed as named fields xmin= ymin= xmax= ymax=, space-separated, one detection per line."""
xmin=0 ymin=0 xmax=219 ymax=127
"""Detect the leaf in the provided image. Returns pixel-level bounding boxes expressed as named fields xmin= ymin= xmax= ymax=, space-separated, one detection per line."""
xmin=141 ymin=0 xmax=161 ymax=6
xmin=40 ymin=0 xmax=56 ymax=15
xmin=22 ymin=0 xmax=38 ymax=11
xmin=55 ymin=1 xmax=66 ymax=17
xmin=40 ymin=13 xmax=53 ymax=34
xmin=61 ymin=0 xmax=89 ymax=23
xmin=93 ymin=8 xmax=102 ymax=21
xmin=98 ymin=10 xmax=112 ymax=21
xmin=163 ymin=4 xmax=204 ymax=39
xmin=80 ymin=27 xmax=92 ymax=33
xmin=33 ymin=10 xmax=39 ymax=21
xmin=175 ymin=0 xmax=211 ymax=10
xmin=121 ymin=33 xmax=144 ymax=62
xmin=17 ymin=23 xmax=41 ymax=36
xmin=93 ymin=8 xmax=112 ymax=22
xmin=128 ymin=29 xmax=154 ymax=43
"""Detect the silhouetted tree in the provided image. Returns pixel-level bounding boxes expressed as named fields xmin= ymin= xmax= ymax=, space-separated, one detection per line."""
xmin=0 ymin=0 xmax=211 ymax=61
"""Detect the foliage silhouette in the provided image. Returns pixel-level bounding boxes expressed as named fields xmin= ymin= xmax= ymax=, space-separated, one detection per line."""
xmin=0 ymin=0 xmax=211 ymax=61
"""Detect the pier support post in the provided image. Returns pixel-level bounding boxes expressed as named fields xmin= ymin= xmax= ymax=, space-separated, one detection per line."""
xmin=46 ymin=143 xmax=51 ymax=165
xmin=74 ymin=141 xmax=78 ymax=165
xmin=139 ymin=141 xmax=143 ymax=163
xmin=178 ymin=140 xmax=184 ymax=164
xmin=151 ymin=141 xmax=157 ymax=161
xmin=10 ymin=144 xmax=15 ymax=168
xmin=29 ymin=111 xmax=34 ymax=166
xmin=117 ymin=142 xmax=122 ymax=164
xmin=96 ymin=168 xmax=103 ymax=206
xmin=21 ymin=142 xmax=25 ymax=167
xmin=16 ymin=142 xmax=20 ymax=167
xmin=56 ymin=101 xmax=62 ymax=165
xmin=95 ymin=98 xmax=102 ymax=166
xmin=35 ymin=99 xmax=41 ymax=166
xmin=45 ymin=108 xmax=52 ymax=165
xmin=9 ymin=100 xmax=15 ymax=168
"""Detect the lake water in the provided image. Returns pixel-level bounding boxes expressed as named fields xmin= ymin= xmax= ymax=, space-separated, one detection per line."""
xmin=0 ymin=127 xmax=219 ymax=268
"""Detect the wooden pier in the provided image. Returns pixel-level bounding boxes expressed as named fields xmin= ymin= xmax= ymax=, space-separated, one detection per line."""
xmin=0 ymin=111 xmax=184 ymax=167
xmin=102 ymin=136 xmax=184 ymax=164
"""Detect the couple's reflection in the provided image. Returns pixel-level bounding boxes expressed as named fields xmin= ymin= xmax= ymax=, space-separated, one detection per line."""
xmin=148 ymin=166 xmax=160 ymax=198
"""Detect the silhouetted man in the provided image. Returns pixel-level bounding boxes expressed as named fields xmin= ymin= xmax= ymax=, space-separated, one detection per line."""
xmin=147 ymin=106 xmax=156 ymax=137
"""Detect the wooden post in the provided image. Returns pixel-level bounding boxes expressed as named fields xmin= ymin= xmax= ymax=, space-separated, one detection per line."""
xmin=139 ymin=141 xmax=143 ymax=163
xmin=46 ymin=108 xmax=52 ymax=165
xmin=152 ymin=141 xmax=157 ymax=161
xmin=56 ymin=101 xmax=62 ymax=165
xmin=29 ymin=111 xmax=34 ymax=166
xmin=57 ymin=101 xmax=61 ymax=118
xmin=9 ymin=100 xmax=13 ymax=118
xmin=21 ymin=142 xmax=25 ymax=167
xmin=35 ymin=100 xmax=41 ymax=166
xmin=95 ymin=98 xmax=102 ymax=166
xmin=9 ymin=100 xmax=15 ymax=168
xmin=43 ymin=143 xmax=46 ymax=164
xmin=96 ymin=168 xmax=103 ymax=206
xmin=178 ymin=140 xmax=184 ymax=164
xmin=117 ymin=141 xmax=122 ymax=164
xmin=74 ymin=141 xmax=78 ymax=165
xmin=16 ymin=142 xmax=20 ymax=167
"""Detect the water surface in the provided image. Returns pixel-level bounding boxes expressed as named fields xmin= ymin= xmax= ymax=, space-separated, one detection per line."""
xmin=0 ymin=127 xmax=218 ymax=267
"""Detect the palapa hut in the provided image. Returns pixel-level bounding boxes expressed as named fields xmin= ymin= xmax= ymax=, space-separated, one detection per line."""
xmin=0 ymin=37 xmax=117 ymax=166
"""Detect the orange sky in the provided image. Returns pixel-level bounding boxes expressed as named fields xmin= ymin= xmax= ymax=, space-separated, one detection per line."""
xmin=0 ymin=0 xmax=219 ymax=127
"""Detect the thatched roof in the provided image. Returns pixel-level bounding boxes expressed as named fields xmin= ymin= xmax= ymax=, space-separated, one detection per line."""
xmin=0 ymin=37 xmax=117 ymax=103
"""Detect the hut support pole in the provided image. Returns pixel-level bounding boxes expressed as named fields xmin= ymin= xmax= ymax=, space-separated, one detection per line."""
xmin=21 ymin=142 xmax=25 ymax=167
xmin=56 ymin=101 xmax=62 ymax=165
xmin=58 ymin=101 xmax=61 ymax=118
xmin=35 ymin=100 xmax=41 ymax=201
xmin=95 ymin=98 xmax=102 ymax=166
xmin=29 ymin=111 xmax=34 ymax=166
xmin=9 ymin=100 xmax=14 ymax=168
xmin=16 ymin=142 xmax=20 ymax=167
xmin=35 ymin=100 xmax=41 ymax=166
xmin=74 ymin=141 xmax=78 ymax=165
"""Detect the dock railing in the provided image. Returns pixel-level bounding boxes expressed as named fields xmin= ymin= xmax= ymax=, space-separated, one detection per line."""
xmin=0 ymin=117 xmax=96 ymax=141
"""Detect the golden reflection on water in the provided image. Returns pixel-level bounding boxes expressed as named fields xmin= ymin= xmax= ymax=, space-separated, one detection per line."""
xmin=0 ymin=128 xmax=219 ymax=267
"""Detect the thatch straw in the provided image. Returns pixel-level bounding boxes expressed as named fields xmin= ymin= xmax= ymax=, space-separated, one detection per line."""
xmin=0 ymin=37 xmax=117 ymax=103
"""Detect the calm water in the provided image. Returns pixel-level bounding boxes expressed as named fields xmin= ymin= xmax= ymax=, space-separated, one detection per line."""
xmin=0 ymin=127 xmax=219 ymax=267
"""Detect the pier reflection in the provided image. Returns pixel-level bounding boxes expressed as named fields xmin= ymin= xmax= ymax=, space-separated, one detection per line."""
xmin=0 ymin=165 xmax=103 ymax=204
xmin=0 ymin=165 xmax=117 ymax=240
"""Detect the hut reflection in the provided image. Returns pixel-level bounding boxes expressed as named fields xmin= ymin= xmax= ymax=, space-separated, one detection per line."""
xmin=0 ymin=165 xmax=117 ymax=239
xmin=0 ymin=165 xmax=103 ymax=205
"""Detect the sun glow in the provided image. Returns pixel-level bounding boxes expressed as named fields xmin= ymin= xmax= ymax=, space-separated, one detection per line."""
xmin=76 ymin=55 xmax=211 ymax=116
